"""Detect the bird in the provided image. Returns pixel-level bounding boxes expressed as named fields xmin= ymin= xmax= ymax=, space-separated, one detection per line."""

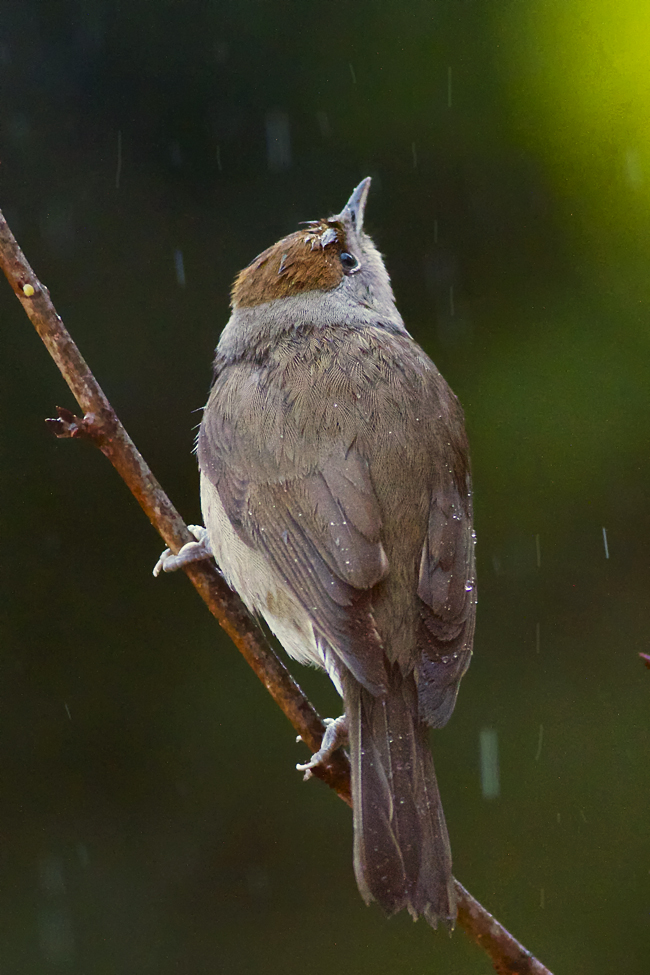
xmin=154 ymin=177 xmax=476 ymax=928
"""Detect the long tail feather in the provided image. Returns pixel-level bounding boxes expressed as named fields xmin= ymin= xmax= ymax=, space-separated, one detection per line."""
xmin=343 ymin=670 xmax=456 ymax=927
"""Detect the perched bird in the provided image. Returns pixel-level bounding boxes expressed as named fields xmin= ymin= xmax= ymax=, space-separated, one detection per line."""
xmin=155 ymin=178 xmax=476 ymax=927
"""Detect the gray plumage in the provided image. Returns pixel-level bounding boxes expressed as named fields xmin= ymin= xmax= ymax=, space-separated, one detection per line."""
xmin=198 ymin=179 xmax=476 ymax=926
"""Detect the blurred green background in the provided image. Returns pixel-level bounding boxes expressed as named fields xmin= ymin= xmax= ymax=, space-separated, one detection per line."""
xmin=1 ymin=1 xmax=649 ymax=972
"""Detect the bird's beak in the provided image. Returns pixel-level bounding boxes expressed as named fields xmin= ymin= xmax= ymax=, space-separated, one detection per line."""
xmin=335 ymin=177 xmax=371 ymax=234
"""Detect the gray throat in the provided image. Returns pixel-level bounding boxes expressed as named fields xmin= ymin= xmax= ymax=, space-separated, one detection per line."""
xmin=218 ymin=288 xmax=407 ymax=360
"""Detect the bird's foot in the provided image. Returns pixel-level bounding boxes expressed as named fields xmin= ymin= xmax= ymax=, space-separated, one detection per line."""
xmin=153 ymin=525 xmax=213 ymax=577
xmin=296 ymin=715 xmax=348 ymax=780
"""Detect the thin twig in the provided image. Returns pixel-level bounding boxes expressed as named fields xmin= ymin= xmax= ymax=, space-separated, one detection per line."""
xmin=0 ymin=205 xmax=553 ymax=975
xmin=0 ymin=209 xmax=350 ymax=803
xmin=455 ymin=881 xmax=552 ymax=974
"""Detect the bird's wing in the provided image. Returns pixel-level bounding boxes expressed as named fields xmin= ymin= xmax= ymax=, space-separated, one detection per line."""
xmin=198 ymin=405 xmax=390 ymax=695
xmin=416 ymin=478 xmax=476 ymax=728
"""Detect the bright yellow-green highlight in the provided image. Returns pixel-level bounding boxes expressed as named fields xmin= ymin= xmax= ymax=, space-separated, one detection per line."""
xmin=497 ymin=0 xmax=650 ymax=278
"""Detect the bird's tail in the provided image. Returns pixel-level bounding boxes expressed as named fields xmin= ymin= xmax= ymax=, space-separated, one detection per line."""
xmin=343 ymin=669 xmax=456 ymax=928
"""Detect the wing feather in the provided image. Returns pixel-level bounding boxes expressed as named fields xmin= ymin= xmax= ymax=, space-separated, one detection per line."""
xmin=198 ymin=407 xmax=390 ymax=694
xmin=416 ymin=479 xmax=476 ymax=728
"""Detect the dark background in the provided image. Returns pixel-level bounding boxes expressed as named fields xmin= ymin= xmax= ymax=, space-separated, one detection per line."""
xmin=1 ymin=1 xmax=649 ymax=972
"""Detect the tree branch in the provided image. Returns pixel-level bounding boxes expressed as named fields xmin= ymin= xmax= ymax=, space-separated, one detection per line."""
xmin=0 ymin=205 xmax=553 ymax=975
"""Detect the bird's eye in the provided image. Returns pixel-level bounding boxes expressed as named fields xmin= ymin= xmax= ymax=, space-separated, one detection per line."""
xmin=339 ymin=251 xmax=360 ymax=274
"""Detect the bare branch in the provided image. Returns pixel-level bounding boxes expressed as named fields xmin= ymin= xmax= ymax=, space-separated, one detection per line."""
xmin=455 ymin=881 xmax=553 ymax=974
xmin=0 ymin=208 xmax=349 ymax=803
xmin=0 ymin=205 xmax=553 ymax=975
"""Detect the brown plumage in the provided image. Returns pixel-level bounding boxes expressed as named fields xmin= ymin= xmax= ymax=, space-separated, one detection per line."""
xmin=232 ymin=220 xmax=351 ymax=308
xmin=197 ymin=179 xmax=476 ymax=927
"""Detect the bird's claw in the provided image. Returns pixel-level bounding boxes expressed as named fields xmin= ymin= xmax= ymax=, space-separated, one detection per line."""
xmin=296 ymin=715 xmax=348 ymax=781
xmin=153 ymin=525 xmax=213 ymax=577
